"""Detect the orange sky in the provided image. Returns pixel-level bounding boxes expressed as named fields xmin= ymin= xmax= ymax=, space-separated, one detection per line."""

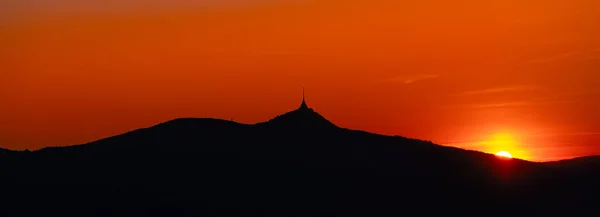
xmin=2 ymin=0 xmax=600 ymax=161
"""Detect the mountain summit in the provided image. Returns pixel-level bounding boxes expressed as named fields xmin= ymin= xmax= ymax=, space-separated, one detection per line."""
xmin=261 ymin=94 xmax=338 ymax=130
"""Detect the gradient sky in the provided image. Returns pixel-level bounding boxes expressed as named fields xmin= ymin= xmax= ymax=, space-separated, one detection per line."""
xmin=2 ymin=0 xmax=600 ymax=161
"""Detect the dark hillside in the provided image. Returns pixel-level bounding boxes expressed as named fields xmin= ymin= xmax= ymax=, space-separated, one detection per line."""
xmin=1 ymin=104 xmax=598 ymax=217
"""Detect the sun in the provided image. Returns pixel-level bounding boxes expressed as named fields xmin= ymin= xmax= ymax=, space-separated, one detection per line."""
xmin=495 ymin=151 xmax=513 ymax=159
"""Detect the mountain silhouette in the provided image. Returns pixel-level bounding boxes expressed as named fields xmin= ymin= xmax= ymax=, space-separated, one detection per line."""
xmin=1 ymin=99 xmax=599 ymax=217
xmin=259 ymin=105 xmax=338 ymax=130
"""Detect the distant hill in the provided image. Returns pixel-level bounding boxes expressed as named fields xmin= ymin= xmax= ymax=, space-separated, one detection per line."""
xmin=1 ymin=103 xmax=599 ymax=217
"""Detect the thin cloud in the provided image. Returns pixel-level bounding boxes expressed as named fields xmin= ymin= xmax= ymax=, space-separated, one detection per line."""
xmin=443 ymin=100 xmax=577 ymax=109
xmin=445 ymin=89 xmax=594 ymax=109
xmin=379 ymin=74 xmax=440 ymax=84
xmin=587 ymin=56 xmax=600 ymax=60
xmin=528 ymin=132 xmax=600 ymax=138
xmin=526 ymin=51 xmax=581 ymax=64
xmin=537 ymin=90 xmax=597 ymax=101
xmin=458 ymin=85 xmax=538 ymax=96
xmin=444 ymin=101 xmax=530 ymax=109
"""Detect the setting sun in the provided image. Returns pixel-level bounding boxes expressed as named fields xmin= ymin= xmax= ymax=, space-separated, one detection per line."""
xmin=478 ymin=132 xmax=530 ymax=160
xmin=495 ymin=151 xmax=513 ymax=159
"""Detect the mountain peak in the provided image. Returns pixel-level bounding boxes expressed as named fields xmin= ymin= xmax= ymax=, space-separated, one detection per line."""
xmin=261 ymin=107 xmax=338 ymax=130
xmin=260 ymin=92 xmax=338 ymax=130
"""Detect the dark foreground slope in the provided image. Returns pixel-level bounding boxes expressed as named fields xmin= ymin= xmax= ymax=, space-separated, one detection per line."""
xmin=1 ymin=107 xmax=599 ymax=217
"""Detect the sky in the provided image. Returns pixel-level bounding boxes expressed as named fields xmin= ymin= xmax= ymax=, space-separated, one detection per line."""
xmin=1 ymin=0 xmax=600 ymax=161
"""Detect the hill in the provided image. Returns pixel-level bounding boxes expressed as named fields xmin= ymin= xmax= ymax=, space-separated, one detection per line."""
xmin=0 ymin=102 xmax=599 ymax=217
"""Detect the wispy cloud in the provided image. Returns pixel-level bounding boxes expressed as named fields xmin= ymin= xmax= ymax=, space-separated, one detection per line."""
xmin=442 ymin=100 xmax=576 ymax=109
xmin=379 ymin=74 xmax=440 ymax=84
xmin=528 ymin=132 xmax=600 ymax=138
xmin=443 ymin=101 xmax=529 ymax=109
xmin=445 ymin=88 xmax=597 ymax=109
xmin=526 ymin=51 xmax=582 ymax=64
xmin=458 ymin=85 xmax=538 ymax=96
xmin=525 ymin=49 xmax=600 ymax=63
xmin=537 ymin=90 xmax=596 ymax=101
xmin=587 ymin=56 xmax=600 ymax=60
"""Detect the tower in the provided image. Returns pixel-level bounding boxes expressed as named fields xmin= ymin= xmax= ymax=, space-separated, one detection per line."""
xmin=299 ymin=88 xmax=309 ymax=110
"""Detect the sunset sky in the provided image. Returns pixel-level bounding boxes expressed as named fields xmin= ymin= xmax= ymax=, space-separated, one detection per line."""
xmin=1 ymin=0 xmax=599 ymax=161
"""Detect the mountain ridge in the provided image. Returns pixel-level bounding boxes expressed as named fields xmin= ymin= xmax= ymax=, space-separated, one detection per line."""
xmin=2 ymin=107 xmax=589 ymax=164
xmin=2 ymin=108 xmax=598 ymax=164
xmin=3 ymin=107 xmax=528 ymax=163
xmin=1 ymin=105 xmax=599 ymax=217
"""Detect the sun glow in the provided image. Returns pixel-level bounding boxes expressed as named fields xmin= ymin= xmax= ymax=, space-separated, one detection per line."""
xmin=495 ymin=151 xmax=513 ymax=159
xmin=481 ymin=132 xmax=529 ymax=160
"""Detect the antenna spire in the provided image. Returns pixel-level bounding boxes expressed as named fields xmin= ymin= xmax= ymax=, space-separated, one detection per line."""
xmin=299 ymin=87 xmax=308 ymax=110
